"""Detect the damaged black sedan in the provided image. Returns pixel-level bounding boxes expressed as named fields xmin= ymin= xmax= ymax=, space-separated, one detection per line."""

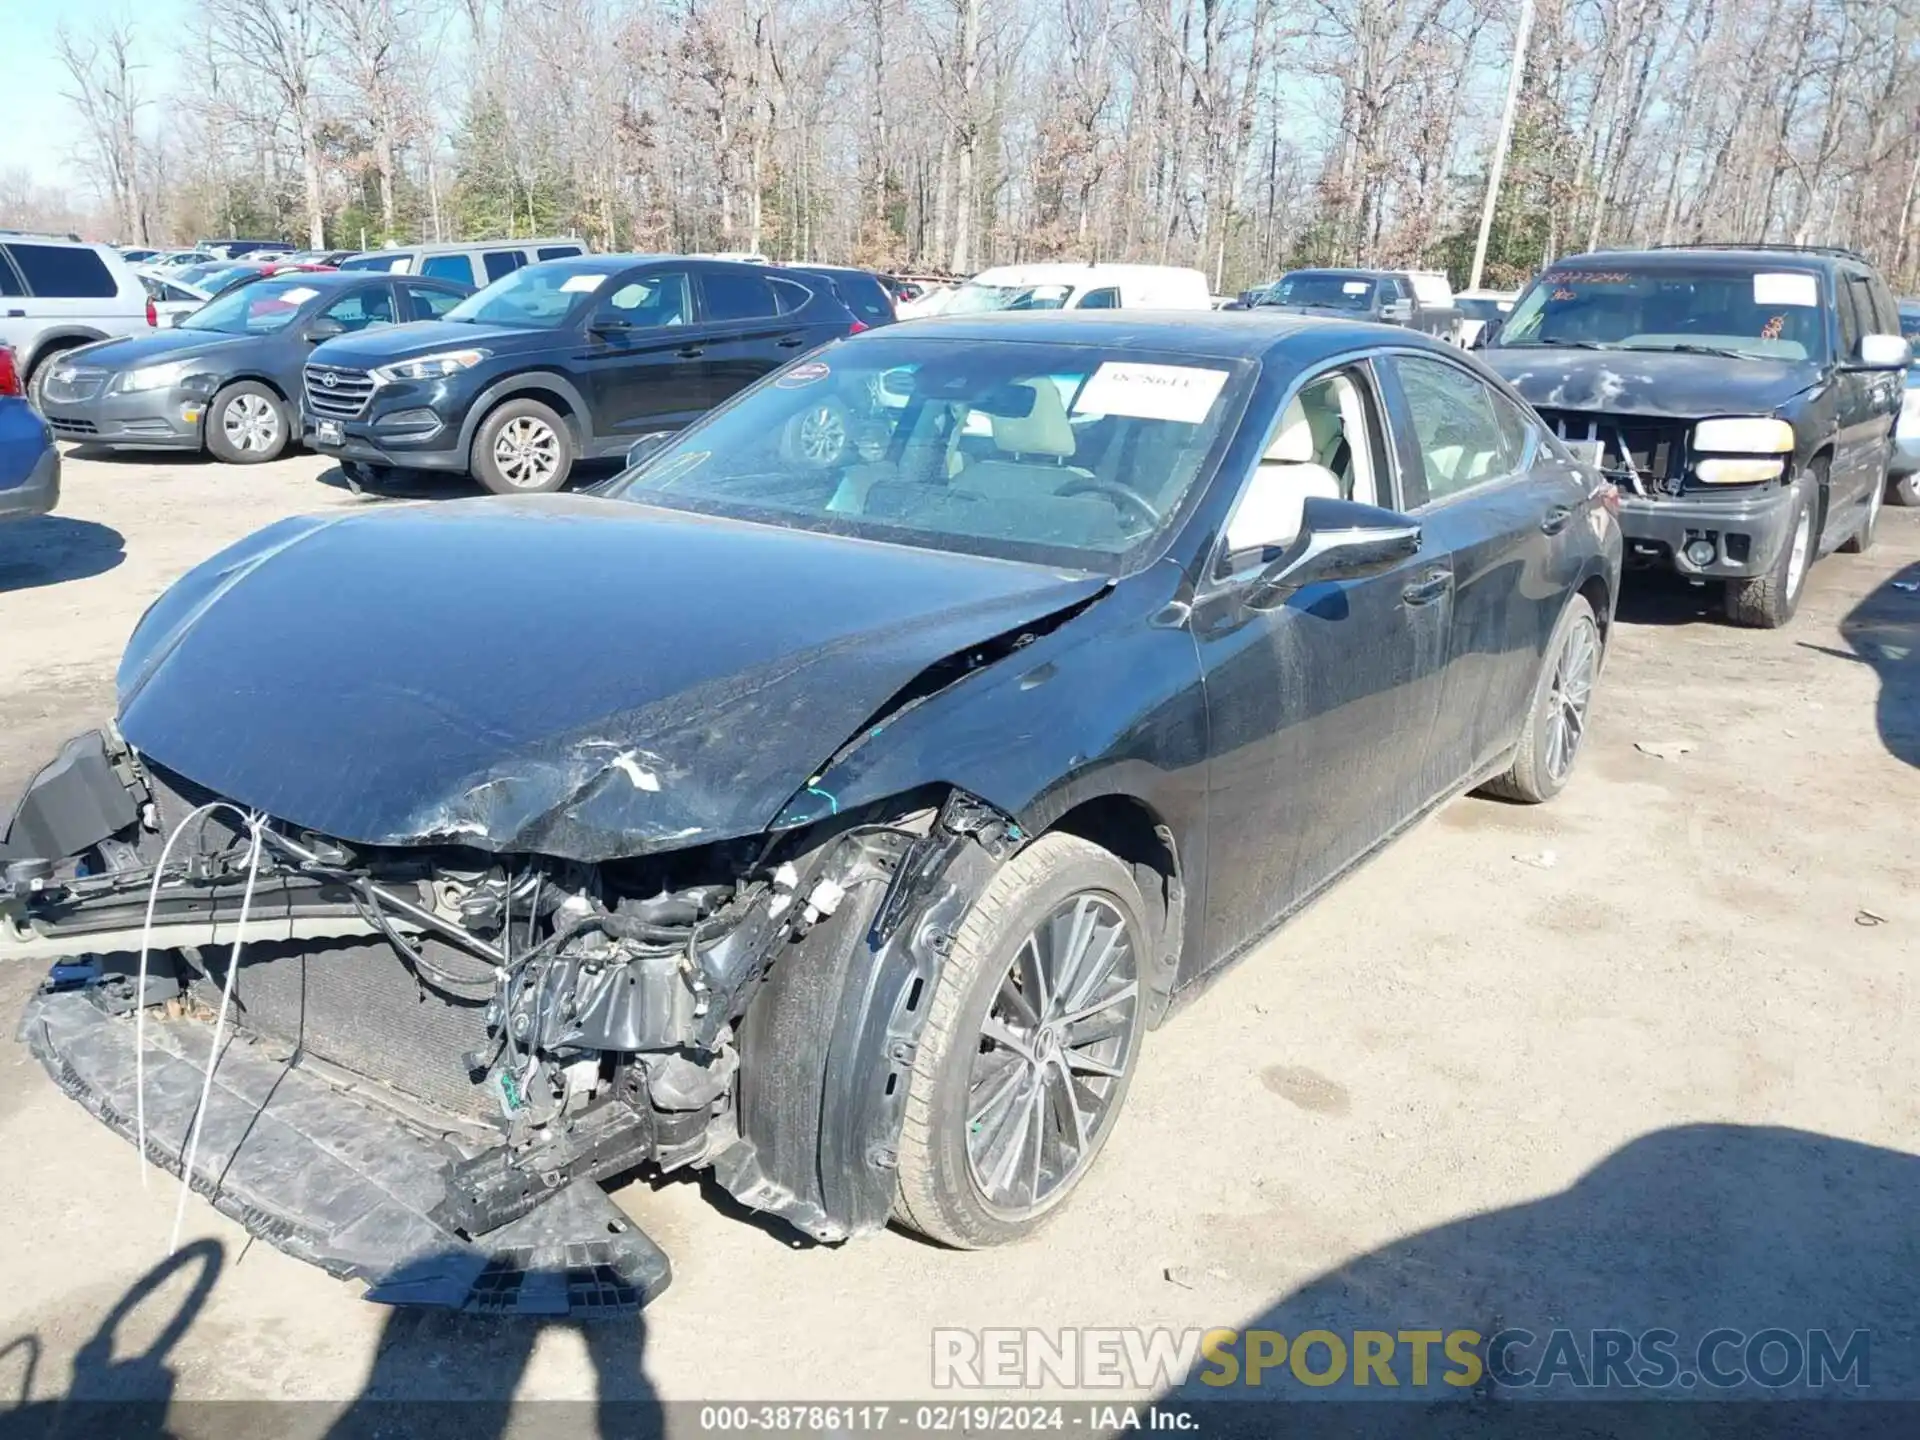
xmin=2 ymin=313 xmax=1620 ymax=1315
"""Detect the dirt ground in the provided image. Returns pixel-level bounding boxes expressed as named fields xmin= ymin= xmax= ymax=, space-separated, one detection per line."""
xmin=0 ymin=450 xmax=1916 ymax=1426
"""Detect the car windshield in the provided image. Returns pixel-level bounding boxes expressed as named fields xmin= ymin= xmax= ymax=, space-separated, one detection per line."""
xmin=611 ymin=337 xmax=1253 ymax=572
xmin=1265 ymin=273 xmax=1376 ymax=310
xmin=179 ymin=277 xmax=324 ymax=335
xmin=1495 ymin=266 xmax=1829 ymax=361
xmin=444 ymin=263 xmax=600 ymax=328
xmin=945 ymin=282 xmax=1075 ymax=314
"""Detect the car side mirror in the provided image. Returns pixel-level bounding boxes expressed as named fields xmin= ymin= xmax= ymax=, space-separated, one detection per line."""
xmin=625 ymin=432 xmax=672 ymax=470
xmin=1246 ymin=496 xmax=1422 ymax=609
xmin=1381 ymin=299 xmax=1414 ymax=323
xmin=1855 ymin=334 xmax=1912 ymax=370
xmin=303 ymin=316 xmax=345 ymax=343
xmin=1471 ymin=318 xmax=1501 ymax=350
xmin=591 ymin=315 xmax=636 ymax=337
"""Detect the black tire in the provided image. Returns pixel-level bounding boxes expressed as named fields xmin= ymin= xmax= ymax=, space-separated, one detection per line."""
xmin=894 ymin=832 xmax=1150 ymax=1249
xmin=1724 ymin=482 xmax=1815 ymax=629
xmin=1839 ymin=461 xmax=1885 ymax=554
xmin=1479 ymin=593 xmax=1601 ymax=805
xmin=204 ymin=381 xmax=290 ymax=463
xmin=472 ymin=398 xmax=573 ymax=494
xmin=1889 ymin=472 xmax=1920 ymax=508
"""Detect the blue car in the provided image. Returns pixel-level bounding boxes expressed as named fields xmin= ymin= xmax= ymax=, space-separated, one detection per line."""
xmin=1 ymin=346 xmax=60 ymax=522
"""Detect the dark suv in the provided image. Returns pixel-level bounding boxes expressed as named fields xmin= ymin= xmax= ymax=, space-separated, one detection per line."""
xmin=1480 ymin=244 xmax=1909 ymax=628
xmin=304 ymin=255 xmax=858 ymax=493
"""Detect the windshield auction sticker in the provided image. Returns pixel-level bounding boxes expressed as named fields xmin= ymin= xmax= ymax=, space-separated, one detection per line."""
xmin=1075 ymin=362 xmax=1229 ymax=423
xmin=560 ymin=273 xmax=606 ymax=293
xmin=1753 ymin=273 xmax=1817 ymax=307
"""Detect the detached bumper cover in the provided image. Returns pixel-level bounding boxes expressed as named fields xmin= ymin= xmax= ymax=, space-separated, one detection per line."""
xmin=1616 ymin=485 xmax=1799 ymax=579
xmin=22 ymin=988 xmax=671 ymax=1315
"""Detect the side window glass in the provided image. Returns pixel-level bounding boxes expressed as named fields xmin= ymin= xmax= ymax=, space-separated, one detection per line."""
xmin=482 ymin=250 xmax=526 ymax=283
xmin=769 ymin=277 xmax=813 ymax=314
xmin=403 ymin=283 xmax=464 ymax=320
xmin=1221 ymin=368 xmax=1382 ymax=566
xmin=1492 ymin=392 xmax=1538 ymax=469
xmin=322 ymin=287 xmax=395 ymax=332
xmin=420 ymin=253 xmax=476 ymax=286
xmin=1077 ymin=287 xmax=1121 ymax=309
xmin=1837 ymin=279 xmax=1863 ymax=354
xmin=0 ymin=252 xmax=22 ymax=297
xmin=6 ymin=243 xmax=117 ymax=298
xmin=700 ymin=270 xmax=779 ymax=321
xmin=601 ymin=272 xmax=692 ymax=328
xmin=1393 ymin=355 xmax=1518 ymax=501
xmin=537 ymin=245 xmax=583 ymax=261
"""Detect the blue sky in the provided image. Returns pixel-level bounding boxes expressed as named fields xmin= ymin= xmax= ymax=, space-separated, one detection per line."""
xmin=0 ymin=0 xmax=186 ymax=191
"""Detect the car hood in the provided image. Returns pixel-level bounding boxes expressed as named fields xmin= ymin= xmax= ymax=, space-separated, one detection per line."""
xmin=1480 ymin=347 xmax=1823 ymax=418
xmin=310 ymin=319 xmax=565 ymax=368
xmin=61 ymin=330 xmax=255 ymax=371
xmin=115 ymin=495 xmax=1107 ymax=860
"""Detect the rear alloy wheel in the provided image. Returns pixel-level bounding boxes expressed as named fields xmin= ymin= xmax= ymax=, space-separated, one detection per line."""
xmin=894 ymin=833 xmax=1148 ymax=1248
xmin=1724 ymin=483 xmax=1814 ymax=628
xmin=1890 ymin=472 xmax=1920 ymax=508
xmin=205 ymin=382 xmax=289 ymax=463
xmin=473 ymin=398 xmax=574 ymax=495
xmin=1480 ymin=593 xmax=1600 ymax=804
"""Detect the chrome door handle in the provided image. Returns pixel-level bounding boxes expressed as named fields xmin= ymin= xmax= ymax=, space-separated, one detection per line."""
xmin=675 ymin=346 xmax=705 ymax=359
xmin=1401 ymin=569 xmax=1452 ymax=606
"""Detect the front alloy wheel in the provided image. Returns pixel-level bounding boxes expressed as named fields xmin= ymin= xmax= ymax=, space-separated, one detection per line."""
xmin=964 ymin=894 xmax=1141 ymax=1218
xmin=894 ymin=832 xmax=1151 ymax=1248
xmin=493 ymin=416 xmax=561 ymax=489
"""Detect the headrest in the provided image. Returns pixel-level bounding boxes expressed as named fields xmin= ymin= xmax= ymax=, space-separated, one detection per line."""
xmin=1265 ymin=397 xmax=1314 ymax=464
xmin=991 ymin=382 xmax=1076 ymax=458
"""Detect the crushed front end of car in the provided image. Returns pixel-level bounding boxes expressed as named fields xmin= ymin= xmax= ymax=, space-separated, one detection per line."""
xmin=2 ymin=725 xmax=1022 ymax=1316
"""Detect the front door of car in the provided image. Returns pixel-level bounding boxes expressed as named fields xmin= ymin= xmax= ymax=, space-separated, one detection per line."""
xmin=1189 ymin=361 xmax=1452 ymax=978
xmin=691 ymin=268 xmax=818 ymax=409
xmin=1829 ymin=273 xmax=1886 ymax=530
xmin=576 ymin=269 xmax=709 ymax=446
xmin=1379 ymin=352 xmax=1589 ymax=793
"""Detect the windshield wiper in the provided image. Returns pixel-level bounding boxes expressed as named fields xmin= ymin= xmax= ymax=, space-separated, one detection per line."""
xmin=1504 ymin=339 xmax=1616 ymax=350
xmin=1623 ymin=343 xmax=1754 ymax=360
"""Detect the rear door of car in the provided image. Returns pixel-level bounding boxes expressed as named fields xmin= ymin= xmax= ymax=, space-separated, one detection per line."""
xmin=692 ymin=266 xmax=820 ymax=407
xmin=0 ymin=249 xmax=31 ymax=355
xmin=1832 ymin=270 xmax=1887 ymax=528
xmin=1378 ymin=349 xmax=1592 ymax=793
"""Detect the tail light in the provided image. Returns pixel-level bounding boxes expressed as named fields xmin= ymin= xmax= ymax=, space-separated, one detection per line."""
xmin=0 ymin=346 xmax=18 ymax=396
xmin=849 ymin=319 xmax=869 ymax=335
xmin=146 ymin=296 xmax=158 ymax=327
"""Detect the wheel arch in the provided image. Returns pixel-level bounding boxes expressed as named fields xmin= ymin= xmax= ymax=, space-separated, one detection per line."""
xmin=22 ymin=328 xmax=111 ymax=375
xmin=1043 ymin=792 xmax=1185 ymax=1026
xmin=456 ymin=374 xmax=594 ymax=456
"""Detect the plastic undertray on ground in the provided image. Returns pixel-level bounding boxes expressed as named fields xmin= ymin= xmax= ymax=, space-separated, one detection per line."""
xmin=20 ymin=987 xmax=672 ymax=1317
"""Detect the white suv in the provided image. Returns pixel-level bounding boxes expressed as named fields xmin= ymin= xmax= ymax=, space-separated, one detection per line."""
xmin=0 ymin=237 xmax=153 ymax=410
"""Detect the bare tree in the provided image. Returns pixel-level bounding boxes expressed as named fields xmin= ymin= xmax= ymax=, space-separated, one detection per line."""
xmin=55 ymin=19 xmax=151 ymax=243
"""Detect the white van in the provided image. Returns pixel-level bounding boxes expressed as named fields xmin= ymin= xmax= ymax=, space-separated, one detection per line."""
xmin=940 ymin=263 xmax=1211 ymax=314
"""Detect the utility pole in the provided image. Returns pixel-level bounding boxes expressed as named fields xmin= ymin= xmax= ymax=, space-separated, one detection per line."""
xmin=1469 ymin=0 xmax=1535 ymax=293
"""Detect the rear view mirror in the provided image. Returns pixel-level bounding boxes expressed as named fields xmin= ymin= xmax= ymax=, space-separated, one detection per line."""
xmin=625 ymin=432 xmax=672 ymax=470
xmin=1856 ymin=334 xmax=1912 ymax=370
xmin=975 ymin=383 xmax=1037 ymax=420
xmin=1247 ymin=496 xmax=1422 ymax=608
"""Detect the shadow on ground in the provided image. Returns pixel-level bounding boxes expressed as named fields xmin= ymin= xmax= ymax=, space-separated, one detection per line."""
xmin=63 ymin=447 xmax=212 ymax=467
xmin=1611 ymin=568 xmax=1725 ymax=627
xmin=1167 ymin=1124 xmax=1919 ymax=1436
xmin=0 ymin=516 xmax=126 ymax=592
xmin=1831 ymin=559 xmax=1920 ymax=767
xmin=313 ymin=460 xmax=628 ymax=503
xmin=0 ymin=1239 xmax=661 ymax=1440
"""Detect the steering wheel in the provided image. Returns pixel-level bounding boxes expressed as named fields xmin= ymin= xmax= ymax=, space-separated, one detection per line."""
xmin=1055 ymin=476 xmax=1161 ymax=530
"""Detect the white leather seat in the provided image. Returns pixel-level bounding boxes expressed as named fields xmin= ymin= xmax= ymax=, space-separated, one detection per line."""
xmin=954 ymin=382 xmax=1092 ymax=500
xmin=1225 ymin=398 xmax=1343 ymax=554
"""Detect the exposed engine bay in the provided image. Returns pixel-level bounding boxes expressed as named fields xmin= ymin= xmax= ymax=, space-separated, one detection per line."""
xmin=3 ymin=727 xmax=1022 ymax=1313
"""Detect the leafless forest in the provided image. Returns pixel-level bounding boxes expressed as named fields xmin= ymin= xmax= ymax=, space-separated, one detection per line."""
xmin=10 ymin=0 xmax=1920 ymax=291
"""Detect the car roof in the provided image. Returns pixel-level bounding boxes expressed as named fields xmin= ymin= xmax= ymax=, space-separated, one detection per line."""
xmin=874 ymin=308 xmax=1457 ymax=362
xmin=968 ymin=263 xmax=1208 ymax=285
xmin=1566 ymin=247 xmax=1847 ymax=273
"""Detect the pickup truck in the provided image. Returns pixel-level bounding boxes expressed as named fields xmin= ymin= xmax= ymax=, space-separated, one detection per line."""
xmin=1254 ymin=268 xmax=1461 ymax=340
